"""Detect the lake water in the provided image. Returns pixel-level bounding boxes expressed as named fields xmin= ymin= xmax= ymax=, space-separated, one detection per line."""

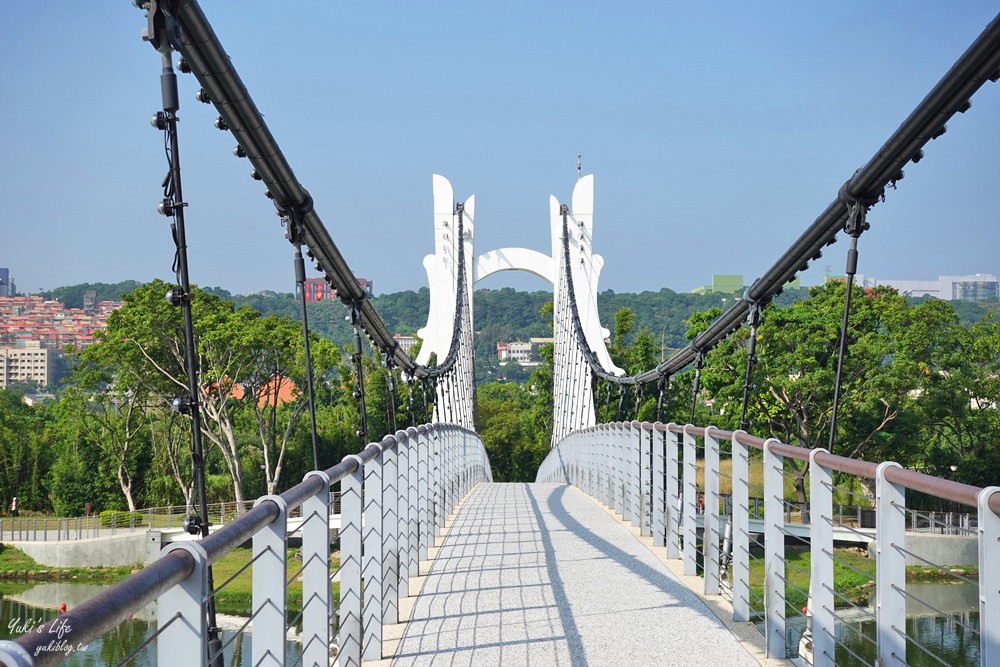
xmin=788 ymin=581 xmax=981 ymax=666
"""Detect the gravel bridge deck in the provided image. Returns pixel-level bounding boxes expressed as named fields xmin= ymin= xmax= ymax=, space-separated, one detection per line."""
xmin=388 ymin=482 xmax=761 ymax=666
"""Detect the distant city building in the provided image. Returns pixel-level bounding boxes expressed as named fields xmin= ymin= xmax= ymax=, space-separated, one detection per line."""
xmin=0 ymin=268 xmax=15 ymax=297
xmin=0 ymin=296 xmax=123 ymax=350
xmin=393 ymin=333 xmax=419 ymax=354
xmin=856 ymin=273 xmax=999 ymax=302
xmin=303 ymin=277 xmax=334 ymax=302
xmin=692 ymin=274 xmax=745 ymax=295
xmin=302 ymin=277 xmax=374 ymax=302
xmin=497 ymin=338 xmax=552 ymax=366
xmin=83 ymin=290 xmax=97 ymax=313
xmin=1 ymin=340 xmax=54 ymax=389
xmin=693 ymin=274 xmax=800 ymax=295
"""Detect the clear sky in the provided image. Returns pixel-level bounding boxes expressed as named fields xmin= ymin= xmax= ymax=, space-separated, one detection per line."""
xmin=1 ymin=2 xmax=998 ymax=297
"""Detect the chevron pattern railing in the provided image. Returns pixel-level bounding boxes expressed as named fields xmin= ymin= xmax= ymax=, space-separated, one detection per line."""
xmin=0 ymin=424 xmax=491 ymax=667
xmin=537 ymin=421 xmax=1000 ymax=666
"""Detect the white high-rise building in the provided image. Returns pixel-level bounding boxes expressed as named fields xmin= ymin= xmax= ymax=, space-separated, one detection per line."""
xmin=856 ymin=273 xmax=998 ymax=302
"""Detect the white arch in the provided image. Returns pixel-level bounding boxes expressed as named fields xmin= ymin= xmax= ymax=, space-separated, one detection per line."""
xmin=474 ymin=247 xmax=555 ymax=286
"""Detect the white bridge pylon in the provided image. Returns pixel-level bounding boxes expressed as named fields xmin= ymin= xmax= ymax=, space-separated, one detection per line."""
xmin=416 ymin=174 xmax=623 ymax=439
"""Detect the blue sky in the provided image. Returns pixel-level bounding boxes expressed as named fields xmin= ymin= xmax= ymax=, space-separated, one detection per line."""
xmin=1 ymin=2 xmax=998 ymax=297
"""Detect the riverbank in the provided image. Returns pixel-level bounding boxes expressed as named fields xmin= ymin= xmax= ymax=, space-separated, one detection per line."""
xmin=748 ymin=545 xmax=979 ymax=610
xmin=0 ymin=544 xmax=339 ymax=616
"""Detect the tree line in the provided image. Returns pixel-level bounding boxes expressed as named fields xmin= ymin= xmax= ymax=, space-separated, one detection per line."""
xmin=1 ymin=281 xmax=422 ymax=516
xmin=589 ymin=282 xmax=1000 ymax=498
xmin=4 ymin=280 xmax=998 ymax=508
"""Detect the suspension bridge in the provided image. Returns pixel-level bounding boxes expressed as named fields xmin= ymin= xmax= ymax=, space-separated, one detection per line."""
xmin=2 ymin=2 xmax=1000 ymax=666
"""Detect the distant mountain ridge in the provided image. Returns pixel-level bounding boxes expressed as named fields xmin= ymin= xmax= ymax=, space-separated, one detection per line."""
xmin=37 ymin=281 xmax=998 ymax=357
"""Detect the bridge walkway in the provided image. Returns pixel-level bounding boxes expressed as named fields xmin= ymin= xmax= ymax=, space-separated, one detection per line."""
xmin=384 ymin=483 xmax=762 ymax=666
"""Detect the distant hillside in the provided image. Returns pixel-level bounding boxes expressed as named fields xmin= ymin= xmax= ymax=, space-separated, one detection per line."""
xmin=39 ymin=281 xmax=999 ymax=359
xmin=37 ymin=281 xmax=142 ymax=308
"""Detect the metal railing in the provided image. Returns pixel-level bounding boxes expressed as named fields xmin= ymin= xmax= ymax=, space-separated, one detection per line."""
xmin=0 ymin=423 xmax=492 ymax=667
xmin=536 ymin=421 xmax=1000 ymax=667
xmin=0 ymin=496 xmax=344 ymax=543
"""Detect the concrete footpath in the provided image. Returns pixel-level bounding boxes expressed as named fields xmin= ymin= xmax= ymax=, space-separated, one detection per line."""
xmin=385 ymin=483 xmax=762 ymax=667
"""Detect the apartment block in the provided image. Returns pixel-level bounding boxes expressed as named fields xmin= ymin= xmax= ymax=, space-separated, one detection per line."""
xmin=1 ymin=340 xmax=54 ymax=389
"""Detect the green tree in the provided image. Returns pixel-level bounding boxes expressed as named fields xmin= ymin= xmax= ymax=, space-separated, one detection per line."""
xmin=698 ymin=283 xmax=924 ymax=502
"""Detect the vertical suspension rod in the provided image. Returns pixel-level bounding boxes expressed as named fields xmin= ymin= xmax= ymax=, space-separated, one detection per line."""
xmin=351 ymin=302 xmax=369 ymax=444
xmin=157 ymin=47 xmax=223 ymax=666
xmin=689 ymin=352 xmax=705 ymax=424
xmin=828 ymin=201 xmax=869 ymax=452
xmin=738 ymin=305 xmax=762 ymax=433
xmin=293 ymin=242 xmax=320 ymax=470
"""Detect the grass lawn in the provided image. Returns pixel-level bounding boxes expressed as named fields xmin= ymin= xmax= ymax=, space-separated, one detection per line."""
xmin=695 ymin=457 xmax=869 ymax=507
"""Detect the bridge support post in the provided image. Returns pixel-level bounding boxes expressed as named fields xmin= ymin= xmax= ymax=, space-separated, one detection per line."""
xmin=683 ymin=425 xmax=698 ymax=577
xmin=252 ymin=495 xmax=288 ymax=667
xmin=362 ymin=443 xmax=385 ymax=660
xmin=653 ymin=427 xmax=666 ymax=547
xmin=979 ymin=487 xmax=1000 ymax=665
xmin=405 ymin=427 xmax=420 ymax=593
xmin=417 ymin=428 xmax=430 ymax=563
xmin=626 ymin=421 xmax=649 ymax=535
xmin=0 ymin=641 xmax=32 ymax=667
xmin=640 ymin=423 xmax=652 ymax=536
xmin=431 ymin=430 xmax=442 ymax=537
xmin=616 ymin=424 xmax=628 ymax=521
xmin=382 ymin=439 xmax=400 ymax=628
xmin=338 ymin=455 xmax=364 ymax=667
xmin=397 ymin=431 xmax=411 ymax=599
xmin=763 ymin=439 xmax=786 ymax=659
xmin=875 ymin=462 xmax=905 ymax=666
xmin=704 ymin=427 xmax=720 ymax=596
xmin=808 ymin=449 xmax=835 ymax=667
xmin=731 ymin=431 xmax=750 ymax=623
xmin=156 ymin=542 xmax=208 ymax=666
xmin=301 ymin=471 xmax=332 ymax=667
xmin=665 ymin=424 xmax=680 ymax=560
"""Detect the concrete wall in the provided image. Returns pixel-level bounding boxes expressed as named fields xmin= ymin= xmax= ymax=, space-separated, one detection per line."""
xmin=3 ymin=533 xmax=147 ymax=568
xmin=868 ymin=533 xmax=978 ymax=567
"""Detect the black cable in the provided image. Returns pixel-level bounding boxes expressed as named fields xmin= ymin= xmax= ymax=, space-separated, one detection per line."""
xmin=290 ymin=234 xmax=320 ymax=470
xmin=828 ymin=199 xmax=869 ymax=452
xmin=151 ymin=41 xmax=223 ymax=667
xmin=738 ymin=304 xmax=761 ymax=433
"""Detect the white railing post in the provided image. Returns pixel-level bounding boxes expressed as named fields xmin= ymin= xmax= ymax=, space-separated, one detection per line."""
xmin=665 ymin=424 xmax=680 ymax=560
xmin=630 ymin=422 xmax=642 ymax=530
xmin=808 ymin=449 xmax=834 ymax=667
xmin=600 ymin=425 xmax=611 ymax=507
xmin=0 ymin=642 xmax=32 ymax=667
xmin=653 ymin=427 xmax=666 ymax=548
xmin=252 ymin=495 xmax=288 ymax=667
xmin=979 ymin=487 xmax=1000 ymax=665
xmin=338 ymin=454 xmax=364 ymax=667
xmin=382 ymin=438 xmax=399 ymax=627
xmin=157 ymin=542 xmax=208 ymax=666
xmin=704 ymin=426 xmax=720 ymax=595
xmin=417 ymin=428 xmax=430 ymax=562
xmin=731 ymin=431 xmax=750 ymax=623
xmin=362 ymin=443 xmax=384 ymax=660
xmin=640 ymin=422 xmax=652 ymax=536
xmin=301 ymin=471 xmax=332 ymax=667
xmin=397 ymin=430 xmax=413 ymax=600
xmin=618 ymin=424 xmax=630 ymax=521
xmin=875 ymin=461 xmax=906 ymax=666
xmin=683 ymin=425 xmax=698 ymax=576
xmin=431 ymin=430 xmax=443 ymax=537
xmin=763 ymin=438 xmax=786 ymax=659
